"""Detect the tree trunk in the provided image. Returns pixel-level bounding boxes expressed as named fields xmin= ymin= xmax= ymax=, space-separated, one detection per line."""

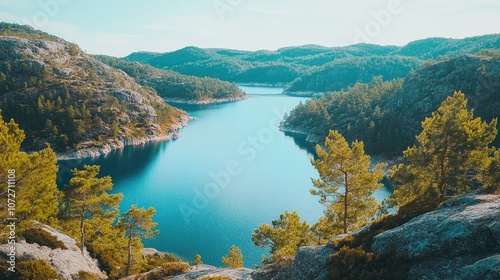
xmin=80 ymin=214 xmax=85 ymax=254
xmin=125 ymin=230 xmax=133 ymax=276
xmin=343 ymin=172 xmax=349 ymax=234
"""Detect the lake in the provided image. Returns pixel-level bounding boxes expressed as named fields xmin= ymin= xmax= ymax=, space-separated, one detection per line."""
xmin=57 ymin=86 xmax=390 ymax=268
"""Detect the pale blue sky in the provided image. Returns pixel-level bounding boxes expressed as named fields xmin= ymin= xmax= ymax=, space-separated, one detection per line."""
xmin=1 ymin=0 xmax=499 ymax=56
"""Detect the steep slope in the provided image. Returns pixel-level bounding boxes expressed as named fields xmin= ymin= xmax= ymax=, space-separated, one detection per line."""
xmin=0 ymin=23 xmax=189 ymax=158
xmin=282 ymin=54 xmax=500 ymax=156
xmin=388 ymin=54 xmax=500 ymax=149
xmin=96 ymin=55 xmax=247 ymax=104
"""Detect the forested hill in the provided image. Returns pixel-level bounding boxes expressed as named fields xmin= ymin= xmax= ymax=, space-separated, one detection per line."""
xmin=95 ymin=55 xmax=247 ymax=103
xmin=0 ymin=23 xmax=188 ymax=155
xmin=126 ymin=34 xmax=500 ymax=93
xmin=282 ymin=53 xmax=500 ymax=156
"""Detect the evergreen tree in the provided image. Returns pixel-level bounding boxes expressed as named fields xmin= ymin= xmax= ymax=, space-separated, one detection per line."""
xmin=0 ymin=114 xmax=59 ymax=228
xmin=117 ymin=205 xmax=159 ymax=277
xmin=311 ymin=130 xmax=386 ymax=234
xmin=252 ymin=211 xmax=314 ymax=264
xmin=222 ymin=245 xmax=244 ymax=268
xmin=193 ymin=254 xmax=203 ymax=265
xmin=390 ymin=91 xmax=498 ymax=205
xmin=62 ymin=165 xmax=123 ymax=253
xmin=484 ymin=149 xmax=500 ymax=193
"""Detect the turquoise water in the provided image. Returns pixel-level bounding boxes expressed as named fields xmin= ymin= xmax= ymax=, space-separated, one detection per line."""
xmin=57 ymin=86 xmax=389 ymax=267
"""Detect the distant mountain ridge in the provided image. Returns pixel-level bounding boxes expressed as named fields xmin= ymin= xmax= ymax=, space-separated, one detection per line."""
xmin=126 ymin=34 xmax=500 ymax=93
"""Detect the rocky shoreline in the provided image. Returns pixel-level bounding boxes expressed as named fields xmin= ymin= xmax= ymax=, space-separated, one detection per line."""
xmin=282 ymin=90 xmax=322 ymax=97
xmin=163 ymin=95 xmax=250 ymax=105
xmin=56 ymin=114 xmax=193 ymax=160
xmin=279 ymin=125 xmax=321 ymax=143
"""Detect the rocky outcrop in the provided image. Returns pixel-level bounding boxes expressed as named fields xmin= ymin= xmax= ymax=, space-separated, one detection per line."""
xmin=0 ymin=223 xmax=106 ymax=279
xmin=57 ymin=114 xmax=193 ymax=160
xmin=388 ymin=55 xmax=500 ymax=146
xmin=170 ymin=265 xmax=253 ymax=280
xmin=269 ymin=246 xmax=334 ymax=280
xmin=0 ymin=23 xmax=189 ymax=157
xmin=371 ymin=192 xmax=500 ymax=280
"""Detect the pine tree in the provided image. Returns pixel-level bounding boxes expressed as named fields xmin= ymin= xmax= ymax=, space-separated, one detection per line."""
xmin=311 ymin=130 xmax=386 ymax=234
xmin=252 ymin=211 xmax=314 ymax=264
xmin=62 ymin=165 xmax=123 ymax=253
xmin=222 ymin=245 xmax=244 ymax=268
xmin=193 ymin=254 xmax=203 ymax=265
xmin=117 ymin=205 xmax=159 ymax=277
xmin=390 ymin=91 xmax=498 ymax=205
xmin=0 ymin=114 xmax=60 ymax=228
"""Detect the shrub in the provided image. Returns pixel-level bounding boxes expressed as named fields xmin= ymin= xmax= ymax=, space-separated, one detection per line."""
xmin=162 ymin=262 xmax=190 ymax=276
xmin=327 ymin=246 xmax=409 ymax=279
xmin=15 ymin=260 xmax=60 ymax=280
xmin=142 ymin=253 xmax=179 ymax=272
xmin=78 ymin=271 xmax=100 ymax=280
xmin=22 ymin=228 xmax=67 ymax=250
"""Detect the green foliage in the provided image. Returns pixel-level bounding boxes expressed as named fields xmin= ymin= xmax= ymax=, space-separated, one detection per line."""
xmin=484 ymin=148 xmax=500 ymax=193
xmin=193 ymin=254 xmax=203 ymax=265
xmin=77 ymin=271 xmax=100 ymax=280
xmin=14 ymin=260 xmax=60 ymax=280
xmin=252 ymin=211 xmax=314 ymax=264
xmin=117 ymin=205 xmax=159 ymax=276
xmin=22 ymin=227 xmax=66 ymax=250
xmin=127 ymin=35 xmax=500 ymax=87
xmin=311 ymin=130 xmax=386 ymax=235
xmin=390 ymin=91 xmax=498 ymax=205
xmin=222 ymin=245 xmax=244 ymax=268
xmin=0 ymin=22 xmax=61 ymax=42
xmin=285 ymin=56 xmax=420 ymax=93
xmin=284 ymin=78 xmax=403 ymax=155
xmin=142 ymin=253 xmax=179 ymax=272
xmin=327 ymin=246 xmax=409 ymax=280
xmin=0 ymin=114 xmax=60 ymax=228
xmin=96 ymin=55 xmax=245 ymax=102
xmin=61 ymin=165 xmax=123 ymax=253
xmin=161 ymin=262 xmax=190 ymax=276
xmin=0 ymin=25 xmax=187 ymax=152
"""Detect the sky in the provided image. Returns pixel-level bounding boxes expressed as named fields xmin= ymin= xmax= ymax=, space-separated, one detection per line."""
xmin=0 ymin=0 xmax=499 ymax=57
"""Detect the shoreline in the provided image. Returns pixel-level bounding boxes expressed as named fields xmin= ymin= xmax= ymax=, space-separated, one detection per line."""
xmin=56 ymin=114 xmax=193 ymax=160
xmin=280 ymin=125 xmax=321 ymax=143
xmin=163 ymin=95 xmax=250 ymax=105
xmin=282 ymin=90 xmax=324 ymax=97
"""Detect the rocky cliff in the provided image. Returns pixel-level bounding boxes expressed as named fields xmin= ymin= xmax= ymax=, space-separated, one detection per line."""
xmin=131 ymin=192 xmax=499 ymax=280
xmin=0 ymin=223 xmax=107 ymax=279
xmin=388 ymin=54 xmax=500 ymax=147
xmin=0 ymin=23 xmax=189 ymax=158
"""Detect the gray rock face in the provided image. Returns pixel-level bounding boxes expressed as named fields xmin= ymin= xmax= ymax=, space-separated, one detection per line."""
xmin=371 ymin=193 xmax=500 ymax=279
xmin=271 ymin=245 xmax=335 ymax=280
xmin=170 ymin=266 xmax=253 ymax=280
xmin=0 ymin=223 xmax=106 ymax=279
xmin=388 ymin=55 xmax=500 ymax=146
